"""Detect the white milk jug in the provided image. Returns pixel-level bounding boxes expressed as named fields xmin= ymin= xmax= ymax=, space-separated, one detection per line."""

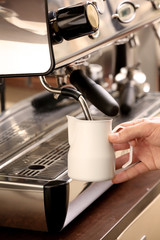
xmin=67 ymin=116 xmax=115 ymax=182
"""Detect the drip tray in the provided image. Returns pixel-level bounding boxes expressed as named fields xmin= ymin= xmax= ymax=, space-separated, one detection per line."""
xmin=6 ymin=131 xmax=69 ymax=180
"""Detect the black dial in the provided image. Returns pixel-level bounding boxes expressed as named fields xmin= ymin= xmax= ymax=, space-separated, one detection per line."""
xmin=55 ymin=3 xmax=99 ymax=41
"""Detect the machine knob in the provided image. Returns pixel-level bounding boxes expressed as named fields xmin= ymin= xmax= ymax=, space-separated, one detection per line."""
xmin=56 ymin=3 xmax=99 ymax=40
xmin=112 ymin=2 xmax=140 ymax=23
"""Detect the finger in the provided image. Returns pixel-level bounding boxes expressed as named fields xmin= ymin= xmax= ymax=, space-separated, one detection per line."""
xmin=109 ymin=119 xmax=145 ymax=143
xmin=117 ymin=118 xmax=146 ymax=127
xmin=109 ymin=121 xmax=150 ymax=144
xmin=112 ymin=161 xmax=149 ymax=183
xmin=112 ymin=143 xmax=130 ymax=151
xmin=111 ymin=119 xmax=145 ymax=135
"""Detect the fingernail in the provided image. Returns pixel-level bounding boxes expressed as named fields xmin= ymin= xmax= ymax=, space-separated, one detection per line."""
xmin=112 ymin=176 xmax=119 ymax=184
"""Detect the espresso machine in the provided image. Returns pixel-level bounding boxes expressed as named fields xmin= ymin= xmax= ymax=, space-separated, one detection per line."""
xmin=0 ymin=0 xmax=160 ymax=233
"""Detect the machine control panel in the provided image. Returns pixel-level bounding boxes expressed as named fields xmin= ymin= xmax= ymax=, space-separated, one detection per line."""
xmin=112 ymin=2 xmax=140 ymax=23
xmin=49 ymin=0 xmax=160 ymax=69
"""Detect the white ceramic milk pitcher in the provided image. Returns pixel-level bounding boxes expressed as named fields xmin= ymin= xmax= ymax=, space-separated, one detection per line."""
xmin=67 ymin=116 xmax=115 ymax=182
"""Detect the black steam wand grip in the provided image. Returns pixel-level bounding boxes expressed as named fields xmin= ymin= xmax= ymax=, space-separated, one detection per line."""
xmin=70 ymin=69 xmax=119 ymax=116
xmin=120 ymin=81 xmax=137 ymax=115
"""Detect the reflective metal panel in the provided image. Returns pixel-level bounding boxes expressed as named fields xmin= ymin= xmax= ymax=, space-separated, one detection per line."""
xmin=48 ymin=0 xmax=160 ymax=69
xmin=0 ymin=0 xmax=54 ymax=77
xmin=0 ymin=180 xmax=47 ymax=231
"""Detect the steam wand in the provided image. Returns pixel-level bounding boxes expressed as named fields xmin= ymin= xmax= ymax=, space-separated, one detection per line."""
xmin=39 ymin=76 xmax=92 ymax=120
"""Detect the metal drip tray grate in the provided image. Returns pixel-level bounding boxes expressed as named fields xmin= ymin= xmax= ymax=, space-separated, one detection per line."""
xmin=18 ymin=141 xmax=69 ymax=177
xmin=0 ymin=119 xmax=36 ymax=146
xmin=34 ymin=141 xmax=69 ymax=165
xmin=1 ymin=129 xmax=69 ymax=180
xmin=18 ymin=168 xmax=41 ymax=177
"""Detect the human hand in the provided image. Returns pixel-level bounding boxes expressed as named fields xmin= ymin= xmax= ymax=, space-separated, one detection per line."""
xmin=108 ymin=118 xmax=160 ymax=183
